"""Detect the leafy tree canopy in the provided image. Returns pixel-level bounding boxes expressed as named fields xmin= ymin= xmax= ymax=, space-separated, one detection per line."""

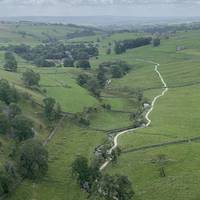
xmin=22 ymin=69 xmax=40 ymax=87
xmin=4 ymin=52 xmax=17 ymax=72
xmin=11 ymin=115 xmax=34 ymax=141
xmin=18 ymin=140 xmax=48 ymax=180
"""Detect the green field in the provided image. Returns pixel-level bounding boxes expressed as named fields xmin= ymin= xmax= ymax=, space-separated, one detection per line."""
xmin=103 ymin=30 xmax=200 ymax=200
xmin=0 ymin=21 xmax=200 ymax=200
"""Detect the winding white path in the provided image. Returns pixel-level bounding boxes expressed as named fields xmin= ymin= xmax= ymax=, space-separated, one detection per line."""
xmin=100 ymin=61 xmax=168 ymax=171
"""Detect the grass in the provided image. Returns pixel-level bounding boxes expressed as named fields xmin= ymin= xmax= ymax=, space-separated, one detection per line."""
xmin=102 ymin=97 xmax=135 ymax=111
xmin=0 ymin=51 xmax=99 ymax=113
xmin=89 ymin=110 xmax=133 ymax=130
xmin=106 ymin=142 xmax=200 ymax=200
xmin=1 ymin=23 xmax=200 ymax=200
xmin=8 ymin=122 xmax=106 ymax=200
xmin=102 ymin=30 xmax=200 ymax=200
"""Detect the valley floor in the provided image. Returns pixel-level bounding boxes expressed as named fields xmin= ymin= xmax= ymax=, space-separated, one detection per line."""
xmin=1 ymin=25 xmax=200 ymax=200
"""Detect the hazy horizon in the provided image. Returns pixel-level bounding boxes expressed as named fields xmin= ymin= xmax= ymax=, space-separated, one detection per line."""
xmin=0 ymin=0 xmax=200 ymax=17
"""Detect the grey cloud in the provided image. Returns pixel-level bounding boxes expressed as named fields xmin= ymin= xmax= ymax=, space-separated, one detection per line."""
xmin=1 ymin=0 xmax=200 ymax=6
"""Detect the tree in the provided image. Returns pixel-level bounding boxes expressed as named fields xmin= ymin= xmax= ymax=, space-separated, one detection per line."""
xmin=154 ymin=154 xmax=167 ymax=177
xmin=94 ymin=174 xmax=118 ymax=199
xmin=76 ymin=51 xmax=90 ymax=60
xmin=0 ymin=169 xmax=14 ymax=195
xmin=0 ymin=79 xmax=18 ymax=105
xmin=77 ymin=74 xmax=89 ymax=86
xmin=98 ymin=61 xmax=130 ymax=80
xmin=11 ymin=115 xmax=34 ymax=141
xmin=4 ymin=161 xmax=18 ymax=179
xmin=4 ymin=52 xmax=17 ymax=72
xmin=96 ymin=38 xmax=101 ymax=43
xmin=22 ymin=69 xmax=40 ymax=87
xmin=97 ymin=70 xmax=107 ymax=88
xmin=18 ymin=140 xmax=48 ymax=179
xmin=0 ymin=113 xmax=10 ymax=135
xmin=72 ymin=156 xmax=90 ymax=186
xmin=114 ymin=42 xmax=126 ymax=54
xmin=76 ymin=60 xmax=91 ymax=70
xmin=114 ymin=37 xmax=152 ymax=54
xmin=55 ymin=103 xmax=62 ymax=120
xmin=8 ymin=103 xmax=21 ymax=119
xmin=111 ymin=65 xmax=123 ymax=78
xmin=86 ymin=78 xmax=101 ymax=97
xmin=63 ymin=58 xmax=74 ymax=67
xmin=153 ymin=38 xmax=161 ymax=47
xmin=34 ymin=57 xmax=55 ymax=68
xmin=111 ymin=147 xmax=121 ymax=164
xmin=106 ymin=48 xmax=111 ymax=55
xmin=116 ymin=176 xmax=135 ymax=200
xmin=43 ymin=97 xmax=56 ymax=121
xmin=93 ymin=174 xmax=134 ymax=200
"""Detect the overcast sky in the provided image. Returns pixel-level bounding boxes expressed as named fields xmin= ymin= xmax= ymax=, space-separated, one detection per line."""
xmin=0 ymin=0 xmax=200 ymax=17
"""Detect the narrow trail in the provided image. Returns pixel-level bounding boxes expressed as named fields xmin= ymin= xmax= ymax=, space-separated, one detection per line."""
xmin=100 ymin=61 xmax=168 ymax=171
xmin=43 ymin=114 xmax=67 ymax=146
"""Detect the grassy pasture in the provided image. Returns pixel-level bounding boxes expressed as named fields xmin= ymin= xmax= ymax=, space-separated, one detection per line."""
xmin=89 ymin=110 xmax=133 ymax=130
xmin=106 ymin=142 xmax=200 ymax=200
xmin=0 ymin=50 xmax=99 ymax=113
xmin=9 ymin=123 xmax=106 ymax=200
xmin=1 ymin=23 xmax=200 ymax=200
xmin=0 ymin=22 xmax=95 ymax=46
xmin=102 ymin=30 xmax=200 ymax=200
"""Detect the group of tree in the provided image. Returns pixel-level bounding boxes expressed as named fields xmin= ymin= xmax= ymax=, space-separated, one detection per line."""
xmin=77 ymin=60 xmax=130 ymax=97
xmin=0 ymin=103 xmax=35 ymax=142
xmin=12 ymin=115 xmax=34 ymax=141
xmin=64 ymin=58 xmax=91 ymax=69
xmin=73 ymin=107 xmax=98 ymax=127
xmin=63 ymin=58 xmax=74 ymax=67
xmin=152 ymin=38 xmax=161 ymax=47
xmin=92 ymin=174 xmax=134 ymax=200
xmin=114 ymin=37 xmax=152 ymax=54
xmin=128 ymin=89 xmax=147 ymax=127
xmin=142 ymin=22 xmax=200 ymax=35
xmin=76 ymin=60 xmax=91 ymax=69
xmin=4 ymin=52 xmax=18 ymax=72
xmin=0 ymin=162 xmax=18 ymax=196
xmin=18 ymin=139 xmax=48 ymax=179
xmin=0 ymin=139 xmax=48 ymax=197
xmin=43 ymin=97 xmax=61 ymax=122
xmin=0 ymin=88 xmax=49 ymax=195
xmin=98 ymin=61 xmax=131 ymax=79
xmin=77 ymin=74 xmax=101 ymax=97
xmin=3 ymin=42 xmax=98 ymax=68
xmin=72 ymin=156 xmax=100 ymax=192
xmin=66 ymin=29 xmax=96 ymax=39
xmin=22 ymin=69 xmax=40 ymax=87
xmin=72 ymin=155 xmax=134 ymax=200
xmin=0 ymin=79 xmax=18 ymax=105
